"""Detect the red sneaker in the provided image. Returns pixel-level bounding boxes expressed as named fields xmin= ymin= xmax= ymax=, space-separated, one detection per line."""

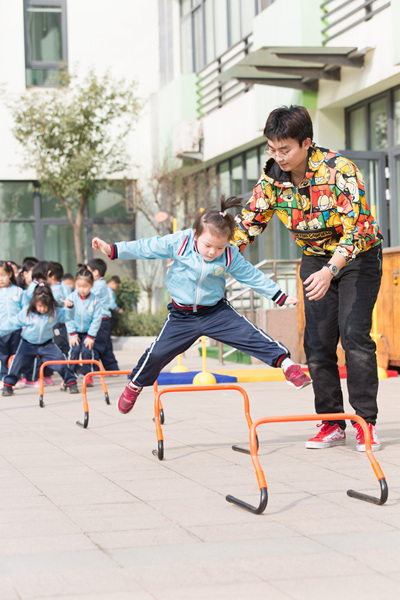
xmin=284 ymin=365 xmax=312 ymax=390
xmin=117 ymin=383 xmax=142 ymax=414
xmin=85 ymin=375 xmax=94 ymax=387
xmin=306 ymin=422 xmax=346 ymax=449
xmin=43 ymin=376 xmax=55 ymax=386
xmin=354 ymin=422 xmax=381 ymax=452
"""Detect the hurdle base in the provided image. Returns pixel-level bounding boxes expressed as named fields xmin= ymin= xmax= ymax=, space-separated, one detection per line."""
xmin=347 ymin=478 xmax=388 ymax=505
xmin=226 ymin=487 xmax=268 ymax=515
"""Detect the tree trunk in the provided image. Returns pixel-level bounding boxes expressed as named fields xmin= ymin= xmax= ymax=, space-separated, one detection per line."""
xmin=147 ymin=291 xmax=153 ymax=314
xmin=60 ymin=195 xmax=87 ymax=265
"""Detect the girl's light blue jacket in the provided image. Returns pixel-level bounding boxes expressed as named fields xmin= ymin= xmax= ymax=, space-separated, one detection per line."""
xmin=110 ymin=229 xmax=288 ymax=310
xmin=0 ymin=285 xmax=25 ymax=330
xmin=0 ymin=305 xmax=73 ymax=345
xmin=92 ymin=278 xmax=112 ymax=318
xmin=66 ymin=291 xmax=102 ymax=339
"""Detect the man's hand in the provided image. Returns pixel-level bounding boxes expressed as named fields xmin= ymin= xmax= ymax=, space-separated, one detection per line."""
xmin=92 ymin=237 xmax=111 ymax=257
xmin=304 ymin=268 xmax=333 ymax=301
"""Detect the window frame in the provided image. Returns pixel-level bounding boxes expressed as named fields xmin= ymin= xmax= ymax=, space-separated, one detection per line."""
xmin=23 ymin=0 xmax=68 ymax=73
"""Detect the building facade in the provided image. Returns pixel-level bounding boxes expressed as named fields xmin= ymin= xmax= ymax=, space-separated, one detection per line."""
xmin=153 ymin=0 xmax=400 ymax=267
xmin=1 ymin=0 xmax=399 ymax=305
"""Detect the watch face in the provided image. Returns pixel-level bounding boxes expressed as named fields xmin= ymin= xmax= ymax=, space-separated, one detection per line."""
xmin=330 ymin=264 xmax=338 ymax=275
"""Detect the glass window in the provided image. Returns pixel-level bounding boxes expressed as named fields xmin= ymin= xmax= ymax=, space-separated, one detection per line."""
xmin=231 ymin=156 xmax=243 ymax=195
xmin=24 ymin=0 xmax=67 ymax=87
xmin=0 ymin=182 xmax=35 ymax=219
xmin=370 ymin=97 xmax=388 ymax=150
xmin=92 ymin=223 xmax=136 ymax=279
xmin=246 ymin=148 xmax=259 ymax=191
xmin=395 ymin=156 xmax=400 ymax=245
xmin=349 ymin=106 xmax=367 ymax=150
xmin=41 ymin=192 xmax=79 ymax=219
xmin=394 ymin=89 xmax=400 ymax=146
xmin=26 ymin=4 xmax=63 ymax=64
xmin=0 ymin=222 xmax=35 ymax=265
xmin=218 ymin=161 xmax=230 ymax=197
xmin=43 ymin=224 xmax=84 ymax=274
xmin=88 ymin=182 xmax=130 ymax=218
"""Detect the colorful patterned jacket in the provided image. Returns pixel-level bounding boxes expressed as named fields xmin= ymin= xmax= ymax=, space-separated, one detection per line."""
xmin=232 ymin=143 xmax=383 ymax=264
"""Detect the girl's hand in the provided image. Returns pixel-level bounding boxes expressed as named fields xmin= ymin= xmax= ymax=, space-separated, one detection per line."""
xmin=284 ymin=295 xmax=300 ymax=306
xmin=70 ymin=335 xmax=80 ymax=347
xmin=60 ymin=299 xmax=74 ymax=308
xmin=303 ymin=268 xmax=333 ymax=301
xmin=92 ymin=237 xmax=111 ymax=257
xmin=84 ymin=337 xmax=94 ymax=350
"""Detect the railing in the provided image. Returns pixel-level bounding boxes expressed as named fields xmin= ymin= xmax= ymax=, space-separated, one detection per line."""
xmin=196 ymin=35 xmax=253 ymax=117
xmin=217 ymin=259 xmax=300 ymax=363
xmin=321 ymin=0 xmax=391 ymax=43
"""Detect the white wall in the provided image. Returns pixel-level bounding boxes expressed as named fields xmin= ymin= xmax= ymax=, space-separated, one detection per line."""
xmin=0 ymin=0 xmax=160 ymax=182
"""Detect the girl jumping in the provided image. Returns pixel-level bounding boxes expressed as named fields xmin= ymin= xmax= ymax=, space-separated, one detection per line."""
xmin=92 ymin=196 xmax=311 ymax=414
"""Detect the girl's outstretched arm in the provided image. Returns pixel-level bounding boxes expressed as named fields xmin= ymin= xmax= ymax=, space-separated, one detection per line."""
xmin=92 ymin=237 xmax=111 ymax=257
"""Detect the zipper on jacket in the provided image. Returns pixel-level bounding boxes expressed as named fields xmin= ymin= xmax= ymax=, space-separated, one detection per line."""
xmin=38 ymin=315 xmax=44 ymax=344
xmin=193 ymin=259 xmax=206 ymax=313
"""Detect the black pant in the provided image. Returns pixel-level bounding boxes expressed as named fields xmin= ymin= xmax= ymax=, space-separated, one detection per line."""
xmin=4 ymin=339 xmax=77 ymax=387
xmin=93 ymin=319 xmax=119 ymax=371
xmin=69 ymin=334 xmax=95 ymax=376
xmin=299 ymin=246 xmax=382 ymax=428
xmin=130 ymin=299 xmax=290 ymax=387
xmin=0 ymin=331 xmax=21 ymax=380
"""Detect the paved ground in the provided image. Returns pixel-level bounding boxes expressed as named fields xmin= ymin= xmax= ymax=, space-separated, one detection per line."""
xmin=1 ymin=342 xmax=399 ymax=599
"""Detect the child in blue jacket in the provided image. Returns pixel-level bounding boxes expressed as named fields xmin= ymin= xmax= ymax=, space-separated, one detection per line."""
xmin=66 ymin=267 xmax=102 ymax=386
xmin=92 ymin=196 xmax=311 ymax=414
xmin=0 ymin=261 xmax=24 ymax=387
xmin=87 ymin=258 xmax=119 ymax=372
xmin=1 ymin=283 xmax=79 ymax=396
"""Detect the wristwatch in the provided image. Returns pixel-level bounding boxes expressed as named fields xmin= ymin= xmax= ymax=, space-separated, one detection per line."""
xmin=323 ymin=263 xmax=339 ymax=277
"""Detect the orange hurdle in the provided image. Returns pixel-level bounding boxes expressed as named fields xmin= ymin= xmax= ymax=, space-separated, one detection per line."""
xmin=38 ymin=360 xmax=108 ymax=408
xmin=79 ymin=370 xmax=132 ymax=428
xmin=153 ymin=384 xmax=253 ymax=460
xmin=226 ymin=413 xmax=389 ymax=515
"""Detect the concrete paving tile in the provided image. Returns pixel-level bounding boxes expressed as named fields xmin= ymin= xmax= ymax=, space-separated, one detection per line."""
xmin=186 ymin=520 xmax=300 ymax=542
xmin=88 ymin=526 xmax=200 ymax=550
xmin=12 ymin=568 xmax=151 ymax=599
xmin=62 ymin=501 xmax=173 ymax=532
xmin=0 ymin=533 xmax=96 ymax=556
xmin=147 ymin=580 xmax=291 ymax=600
xmin=0 ymin=549 xmax=115 ymax=578
xmin=111 ymin=536 xmax=329 ymax=569
xmin=0 ymin=578 xmax=20 ymax=600
xmin=272 ymin=572 xmax=400 ymax=600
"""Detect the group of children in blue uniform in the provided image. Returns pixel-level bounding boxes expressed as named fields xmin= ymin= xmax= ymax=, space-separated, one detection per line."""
xmin=0 ymin=256 xmax=121 ymax=396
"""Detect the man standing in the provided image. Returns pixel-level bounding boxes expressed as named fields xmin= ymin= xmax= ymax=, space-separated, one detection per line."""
xmin=233 ymin=105 xmax=383 ymax=451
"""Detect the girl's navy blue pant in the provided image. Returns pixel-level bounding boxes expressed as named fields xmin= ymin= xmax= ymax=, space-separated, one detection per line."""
xmin=0 ymin=331 xmax=21 ymax=380
xmin=4 ymin=339 xmax=77 ymax=387
xmin=69 ymin=334 xmax=95 ymax=376
xmin=130 ymin=299 xmax=290 ymax=387
xmin=93 ymin=319 xmax=119 ymax=371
